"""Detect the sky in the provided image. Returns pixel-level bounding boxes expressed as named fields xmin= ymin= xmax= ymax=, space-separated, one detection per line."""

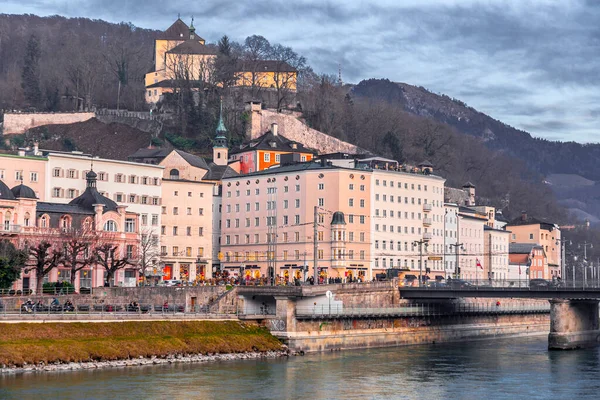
xmin=4 ymin=0 xmax=600 ymax=143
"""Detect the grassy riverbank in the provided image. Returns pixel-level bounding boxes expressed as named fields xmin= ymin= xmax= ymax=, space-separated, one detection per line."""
xmin=0 ymin=321 xmax=282 ymax=366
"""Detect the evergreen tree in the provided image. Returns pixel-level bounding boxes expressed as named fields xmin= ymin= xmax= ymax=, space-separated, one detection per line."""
xmin=21 ymin=34 xmax=42 ymax=109
xmin=0 ymin=240 xmax=27 ymax=289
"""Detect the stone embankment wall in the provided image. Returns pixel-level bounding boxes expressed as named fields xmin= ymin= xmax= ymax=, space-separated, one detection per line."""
xmin=283 ymin=313 xmax=550 ymax=352
xmin=0 ymin=286 xmax=230 ymax=311
xmin=2 ymin=112 xmax=95 ymax=135
xmin=95 ymin=114 xmax=162 ymax=136
xmin=246 ymin=104 xmax=366 ymax=154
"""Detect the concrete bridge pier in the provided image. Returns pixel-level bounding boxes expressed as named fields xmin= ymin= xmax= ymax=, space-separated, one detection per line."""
xmin=548 ymin=299 xmax=600 ymax=350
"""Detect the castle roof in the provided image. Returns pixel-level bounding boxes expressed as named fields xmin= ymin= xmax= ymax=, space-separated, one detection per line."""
xmin=158 ymin=18 xmax=205 ymax=42
xmin=167 ymin=40 xmax=216 ymax=55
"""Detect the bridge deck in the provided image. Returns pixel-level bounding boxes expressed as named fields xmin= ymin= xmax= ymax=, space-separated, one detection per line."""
xmin=400 ymin=287 xmax=600 ymax=299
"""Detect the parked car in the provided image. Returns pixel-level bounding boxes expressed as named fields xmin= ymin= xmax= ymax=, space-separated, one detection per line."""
xmin=447 ymin=279 xmax=474 ymax=289
xmin=529 ymin=279 xmax=551 ymax=288
xmin=163 ymin=280 xmax=182 ymax=287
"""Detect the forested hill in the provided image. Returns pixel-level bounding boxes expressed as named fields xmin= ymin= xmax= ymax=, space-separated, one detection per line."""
xmin=353 ymin=80 xmax=600 ymax=181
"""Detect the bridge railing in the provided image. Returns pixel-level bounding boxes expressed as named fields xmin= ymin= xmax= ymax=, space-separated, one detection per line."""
xmin=295 ymin=302 xmax=550 ymax=318
xmin=408 ymin=279 xmax=600 ymax=291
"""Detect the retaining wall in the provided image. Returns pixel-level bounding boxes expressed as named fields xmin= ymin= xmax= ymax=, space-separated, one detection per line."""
xmin=2 ymin=112 xmax=95 ymax=135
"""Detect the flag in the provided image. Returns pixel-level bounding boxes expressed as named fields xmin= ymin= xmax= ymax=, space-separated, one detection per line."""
xmin=476 ymin=258 xmax=483 ymax=270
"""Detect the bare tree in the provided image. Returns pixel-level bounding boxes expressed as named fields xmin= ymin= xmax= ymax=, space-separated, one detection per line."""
xmin=136 ymin=229 xmax=161 ymax=285
xmin=242 ymin=35 xmax=271 ymax=99
xmin=95 ymin=242 xmax=134 ymax=287
xmin=59 ymin=228 xmax=98 ymax=287
xmin=21 ymin=235 xmax=63 ymax=295
xmin=269 ymin=44 xmax=305 ymax=110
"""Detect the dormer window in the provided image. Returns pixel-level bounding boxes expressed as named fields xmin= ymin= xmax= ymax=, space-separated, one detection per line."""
xmin=291 ymin=143 xmax=298 ymax=149
xmin=270 ymin=141 xmax=277 ymax=148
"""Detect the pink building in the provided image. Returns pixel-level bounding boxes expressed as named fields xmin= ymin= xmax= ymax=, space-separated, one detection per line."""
xmin=220 ymin=161 xmax=371 ymax=282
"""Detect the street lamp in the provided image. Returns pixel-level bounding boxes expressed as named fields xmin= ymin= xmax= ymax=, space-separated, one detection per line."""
xmin=413 ymin=240 xmax=428 ymax=287
xmin=573 ymin=256 xmax=578 ymax=288
xmin=579 ymin=242 xmax=593 ymax=261
xmin=555 ymin=239 xmax=571 ymax=281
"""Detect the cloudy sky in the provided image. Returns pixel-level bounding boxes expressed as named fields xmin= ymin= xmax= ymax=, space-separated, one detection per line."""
xmin=4 ymin=0 xmax=600 ymax=143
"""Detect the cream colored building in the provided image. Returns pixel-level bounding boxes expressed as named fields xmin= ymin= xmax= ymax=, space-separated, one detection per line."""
xmin=370 ymin=169 xmax=446 ymax=280
xmin=0 ymin=153 xmax=47 ymax=199
xmin=484 ymin=226 xmax=510 ymax=282
xmin=457 ymin=207 xmax=487 ymax=281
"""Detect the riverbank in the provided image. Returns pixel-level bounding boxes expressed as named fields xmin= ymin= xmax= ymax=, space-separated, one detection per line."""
xmin=0 ymin=321 xmax=284 ymax=370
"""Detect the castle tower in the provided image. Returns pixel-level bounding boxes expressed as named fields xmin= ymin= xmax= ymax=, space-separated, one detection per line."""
xmin=462 ymin=182 xmax=476 ymax=206
xmin=213 ymin=100 xmax=229 ymax=166
xmin=330 ymin=211 xmax=347 ymax=271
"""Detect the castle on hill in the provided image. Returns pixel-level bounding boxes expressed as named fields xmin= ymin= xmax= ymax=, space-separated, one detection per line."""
xmin=144 ymin=17 xmax=298 ymax=105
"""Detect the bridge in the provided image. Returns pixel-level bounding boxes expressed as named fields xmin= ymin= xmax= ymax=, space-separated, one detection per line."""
xmin=235 ymin=280 xmax=600 ymax=351
xmin=400 ymin=283 xmax=600 ymax=350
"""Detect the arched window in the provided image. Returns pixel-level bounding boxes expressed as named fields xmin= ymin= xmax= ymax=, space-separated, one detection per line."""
xmin=4 ymin=211 xmax=11 ymax=230
xmin=82 ymin=217 xmax=93 ymax=231
xmin=60 ymin=215 xmax=72 ymax=229
xmin=24 ymin=212 xmax=30 ymax=227
xmin=103 ymin=220 xmax=117 ymax=232
xmin=40 ymin=214 xmax=49 ymax=228
xmin=169 ymin=169 xmax=180 ymax=180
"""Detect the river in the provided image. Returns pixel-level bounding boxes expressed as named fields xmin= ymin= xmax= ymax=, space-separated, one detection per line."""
xmin=2 ymin=335 xmax=600 ymax=399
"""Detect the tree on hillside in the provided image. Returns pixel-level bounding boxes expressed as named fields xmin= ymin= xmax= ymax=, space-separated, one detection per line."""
xmin=242 ymin=35 xmax=272 ymax=98
xmin=21 ymin=236 xmax=63 ymax=294
xmin=95 ymin=242 xmax=134 ymax=287
xmin=59 ymin=228 xmax=98 ymax=287
xmin=214 ymin=35 xmax=239 ymax=90
xmin=0 ymin=240 xmax=28 ymax=289
xmin=269 ymin=44 xmax=306 ymax=110
xmin=21 ymin=34 xmax=42 ymax=109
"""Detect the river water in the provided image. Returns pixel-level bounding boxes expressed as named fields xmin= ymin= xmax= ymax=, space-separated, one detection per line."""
xmin=2 ymin=334 xmax=600 ymax=400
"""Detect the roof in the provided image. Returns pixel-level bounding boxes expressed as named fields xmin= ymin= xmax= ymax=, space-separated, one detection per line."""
xmin=230 ymin=130 xmax=314 ymax=155
xmin=495 ymin=211 xmax=510 ymax=223
xmin=0 ymin=180 xmax=16 ymax=200
xmin=444 ymin=187 xmax=469 ymax=205
xmin=509 ymin=243 xmax=543 ymax=254
xmin=11 ymin=184 xmax=37 ymax=199
xmin=463 ymin=181 xmax=476 ymax=188
xmin=223 ymin=160 xmax=348 ymax=179
xmin=167 ymin=40 xmax=217 ymax=56
xmin=203 ymin=163 xmax=239 ymax=181
xmin=158 ymin=18 xmax=205 ymax=42
xmin=69 ymin=171 xmax=118 ymax=213
xmin=506 ymin=215 xmax=556 ymax=230
xmin=235 ymin=60 xmax=297 ymax=73
xmin=37 ymin=202 xmax=94 ymax=215
xmin=174 ymin=149 xmax=210 ymax=170
xmin=418 ymin=160 xmax=433 ymax=168
xmin=484 ymin=225 xmax=510 ymax=233
xmin=128 ymin=147 xmax=171 ymax=160
xmin=331 ymin=211 xmax=346 ymax=225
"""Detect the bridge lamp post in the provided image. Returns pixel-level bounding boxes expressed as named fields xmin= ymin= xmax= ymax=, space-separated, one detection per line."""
xmin=413 ymin=240 xmax=428 ymax=287
xmin=573 ymin=256 xmax=578 ymax=288
xmin=555 ymin=239 xmax=571 ymax=282
xmin=449 ymin=243 xmax=464 ymax=280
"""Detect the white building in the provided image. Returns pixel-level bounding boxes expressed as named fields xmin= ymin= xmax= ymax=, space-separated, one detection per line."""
xmin=45 ymin=152 xmax=164 ymax=237
xmin=370 ymin=169 xmax=446 ymax=280
xmin=444 ymin=203 xmax=459 ymax=278
xmin=457 ymin=207 xmax=487 ymax=281
xmin=484 ymin=226 xmax=510 ymax=282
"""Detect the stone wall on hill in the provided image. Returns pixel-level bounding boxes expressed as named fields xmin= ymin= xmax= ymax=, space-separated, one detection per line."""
xmin=2 ymin=112 xmax=95 ymax=135
xmin=245 ymin=103 xmax=367 ymax=155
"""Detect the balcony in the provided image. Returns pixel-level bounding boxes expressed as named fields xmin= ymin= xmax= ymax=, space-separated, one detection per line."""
xmin=0 ymin=225 xmax=21 ymax=234
xmin=423 ymin=232 xmax=433 ymax=241
xmin=423 ymin=203 xmax=432 ymax=212
xmin=423 ymin=218 xmax=432 ymax=226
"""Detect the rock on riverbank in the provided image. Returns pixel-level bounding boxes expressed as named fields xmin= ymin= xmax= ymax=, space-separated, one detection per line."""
xmin=1 ymin=349 xmax=290 ymax=374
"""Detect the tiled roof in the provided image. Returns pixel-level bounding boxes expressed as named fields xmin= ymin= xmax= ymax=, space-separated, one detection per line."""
xmin=509 ymin=243 xmax=542 ymax=254
xmin=203 ymin=164 xmax=239 ymax=181
xmin=128 ymin=147 xmax=171 ymax=159
xmin=230 ymin=131 xmax=313 ymax=155
xmin=174 ymin=150 xmax=210 ymax=170
xmin=158 ymin=19 xmax=205 ymax=42
xmin=506 ymin=215 xmax=556 ymax=229
xmin=37 ymin=202 xmax=94 ymax=215
xmin=222 ymin=160 xmax=350 ymax=179
xmin=167 ymin=40 xmax=217 ymax=55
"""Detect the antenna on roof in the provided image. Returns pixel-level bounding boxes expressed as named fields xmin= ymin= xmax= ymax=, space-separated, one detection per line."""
xmin=90 ymin=159 xmax=94 ymax=171
xmin=338 ymin=63 xmax=343 ymax=86
xmin=178 ymin=13 xmax=181 ymax=19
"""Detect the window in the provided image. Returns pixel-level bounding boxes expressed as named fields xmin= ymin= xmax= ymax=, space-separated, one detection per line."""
xmin=172 ymin=246 xmax=179 ymax=256
xmin=360 ymin=199 xmax=365 ymax=208
xmin=115 ymin=174 xmax=123 ymax=183
xmin=125 ymin=218 xmax=136 ymax=233
xmin=52 ymin=187 xmax=61 ymax=197
xmin=275 ymin=154 xmax=281 ymax=163
xmin=173 ymin=226 xmax=178 ymax=236
xmin=349 ymin=184 xmax=354 ymax=190
xmin=295 ymin=185 xmax=300 ymax=192
xmin=186 ymin=226 xmax=192 ymax=236
xmin=68 ymin=169 xmax=76 ymax=179
xmin=295 ymin=199 xmax=300 ymax=208
xmin=187 ymin=207 xmax=192 ymax=215
xmin=67 ymin=189 xmax=76 ymax=199
xmin=349 ymin=198 xmax=354 ymax=207
xmin=173 ymin=207 xmax=178 ymax=215
xmin=98 ymin=172 xmax=106 ymax=181
xmin=141 ymin=214 xmax=148 ymax=225
xmin=161 ymin=226 xmax=166 ymax=235
xmin=186 ymin=247 xmax=192 ymax=257
xmin=129 ymin=194 xmax=136 ymax=203
xmin=30 ymin=172 xmax=38 ymax=182
xmin=198 ymin=227 xmax=204 ymax=236
xmin=126 ymin=245 xmax=134 ymax=259
xmin=151 ymin=215 xmax=158 ymax=226
xmin=104 ymin=221 xmax=117 ymax=232
xmin=318 ymin=198 xmax=324 ymax=207
xmin=264 ymin=153 xmax=270 ymax=162
xmin=295 ymin=215 xmax=300 ymax=224
xmin=162 ymin=206 xmax=167 ymax=215
xmin=318 ymin=183 xmax=324 ymax=190
xmin=52 ymin=168 xmax=61 ymax=177
xmin=529 ymin=234 xmax=534 ymax=240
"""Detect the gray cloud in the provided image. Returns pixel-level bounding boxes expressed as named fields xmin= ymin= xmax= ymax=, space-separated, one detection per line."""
xmin=3 ymin=0 xmax=600 ymax=142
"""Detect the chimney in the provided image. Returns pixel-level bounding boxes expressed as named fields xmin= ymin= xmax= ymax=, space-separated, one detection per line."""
xmin=271 ymin=123 xmax=278 ymax=136
xmin=33 ymin=141 xmax=39 ymax=155
xmin=521 ymin=211 xmax=527 ymax=221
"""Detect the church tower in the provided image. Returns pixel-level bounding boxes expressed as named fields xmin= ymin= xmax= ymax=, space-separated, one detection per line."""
xmin=213 ymin=100 xmax=229 ymax=166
